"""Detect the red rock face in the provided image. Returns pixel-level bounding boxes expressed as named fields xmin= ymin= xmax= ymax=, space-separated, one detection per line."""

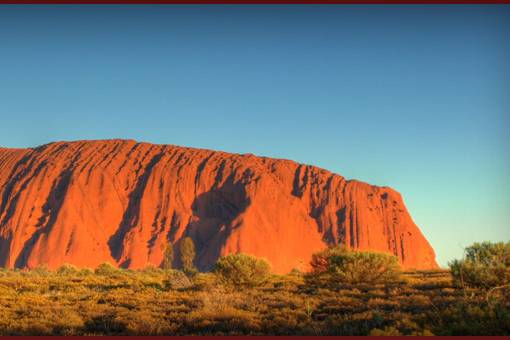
xmin=0 ymin=140 xmax=437 ymax=273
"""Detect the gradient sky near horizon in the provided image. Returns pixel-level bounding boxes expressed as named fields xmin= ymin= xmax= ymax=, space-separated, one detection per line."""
xmin=0 ymin=5 xmax=509 ymax=267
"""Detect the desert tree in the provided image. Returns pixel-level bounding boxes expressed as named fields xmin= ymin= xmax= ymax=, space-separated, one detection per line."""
xmin=180 ymin=236 xmax=196 ymax=273
xmin=161 ymin=243 xmax=174 ymax=270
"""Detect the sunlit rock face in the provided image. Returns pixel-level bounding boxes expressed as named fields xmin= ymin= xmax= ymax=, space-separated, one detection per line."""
xmin=0 ymin=140 xmax=437 ymax=273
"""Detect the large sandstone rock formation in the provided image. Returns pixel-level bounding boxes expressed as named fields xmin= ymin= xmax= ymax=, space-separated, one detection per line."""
xmin=0 ymin=140 xmax=437 ymax=273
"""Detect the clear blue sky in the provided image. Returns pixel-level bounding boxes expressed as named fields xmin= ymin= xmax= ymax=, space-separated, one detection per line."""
xmin=0 ymin=5 xmax=509 ymax=267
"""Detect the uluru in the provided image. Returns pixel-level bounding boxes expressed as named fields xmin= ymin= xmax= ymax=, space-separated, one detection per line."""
xmin=0 ymin=139 xmax=437 ymax=273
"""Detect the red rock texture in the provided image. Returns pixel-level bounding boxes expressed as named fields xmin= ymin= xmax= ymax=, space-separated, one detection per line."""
xmin=0 ymin=140 xmax=437 ymax=273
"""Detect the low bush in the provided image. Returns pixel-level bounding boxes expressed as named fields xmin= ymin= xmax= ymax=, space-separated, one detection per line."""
xmin=192 ymin=273 xmax=220 ymax=291
xmin=213 ymin=253 xmax=271 ymax=288
xmin=310 ymin=246 xmax=348 ymax=274
xmin=310 ymin=248 xmax=402 ymax=284
xmin=95 ymin=262 xmax=119 ymax=276
xmin=163 ymin=270 xmax=193 ymax=290
xmin=57 ymin=264 xmax=79 ymax=276
xmin=31 ymin=264 xmax=51 ymax=277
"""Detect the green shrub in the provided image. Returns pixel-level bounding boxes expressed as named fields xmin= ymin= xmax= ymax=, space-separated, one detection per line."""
xmin=79 ymin=268 xmax=94 ymax=276
xmin=449 ymin=241 xmax=510 ymax=289
xmin=310 ymin=248 xmax=401 ymax=284
xmin=95 ymin=262 xmax=119 ymax=276
xmin=310 ymin=246 xmax=348 ymax=274
xmin=57 ymin=264 xmax=79 ymax=276
xmin=213 ymin=253 xmax=271 ymax=288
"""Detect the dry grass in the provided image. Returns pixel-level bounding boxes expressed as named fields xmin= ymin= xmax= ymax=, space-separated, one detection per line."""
xmin=0 ymin=267 xmax=508 ymax=335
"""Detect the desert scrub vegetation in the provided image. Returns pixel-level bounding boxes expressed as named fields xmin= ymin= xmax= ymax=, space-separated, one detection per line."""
xmin=213 ymin=253 xmax=271 ymax=288
xmin=449 ymin=241 xmax=510 ymax=289
xmin=0 ymin=245 xmax=508 ymax=335
xmin=309 ymin=246 xmax=402 ymax=285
